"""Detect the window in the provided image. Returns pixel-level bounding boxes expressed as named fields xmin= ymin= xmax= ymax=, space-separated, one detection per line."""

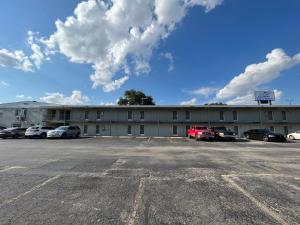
xmin=140 ymin=111 xmax=144 ymax=120
xmin=185 ymin=111 xmax=191 ymax=121
xmin=220 ymin=111 xmax=224 ymax=121
xmin=173 ymin=111 xmax=178 ymax=121
xmin=270 ymin=126 xmax=274 ymax=132
xmin=97 ymin=111 xmax=104 ymax=120
xmin=140 ymin=125 xmax=144 ymax=135
xmin=15 ymin=109 xmax=20 ymax=116
xmin=128 ymin=111 xmax=133 ymax=120
xmin=284 ymin=126 xmax=288 ymax=135
xmin=84 ymin=125 xmax=88 ymax=134
xmin=282 ymin=111 xmax=287 ymax=121
xmin=59 ymin=110 xmax=64 ymax=120
xmin=172 ymin=125 xmax=178 ymax=135
xmin=233 ymin=111 xmax=238 ymax=121
xmin=84 ymin=111 xmax=89 ymax=120
xmin=65 ymin=111 xmax=71 ymax=120
xmin=51 ymin=110 xmax=56 ymax=119
xmin=234 ymin=126 xmax=239 ymax=136
xmin=268 ymin=111 xmax=273 ymax=120
xmin=127 ymin=125 xmax=132 ymax=135
xmin=96 ymin=125 xmax=100 ymax=135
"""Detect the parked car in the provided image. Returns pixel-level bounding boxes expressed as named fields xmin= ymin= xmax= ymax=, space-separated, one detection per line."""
xmin=210 ymin=126 xmax=236 ymax=141
xmin=47 ymin=126 xmax=81 ymax=138
xmin=25 ymin=126 xmax=54 ymax=139
xmin=0 ymin=126 xmax=6 ymax=130
xmin=0 ymin=127 xmax=27 ymax=139
xmin=243 ymin=129 xmax=286 ymax=142
xmin=187 ymin=125 xmax=214 ymax=141
xmin=287 ymin=131 xmax=300 ymax=140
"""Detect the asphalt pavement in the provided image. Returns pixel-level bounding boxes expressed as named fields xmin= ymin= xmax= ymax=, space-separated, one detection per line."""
xmin=0 ymin=137 xmax=299 ymax=225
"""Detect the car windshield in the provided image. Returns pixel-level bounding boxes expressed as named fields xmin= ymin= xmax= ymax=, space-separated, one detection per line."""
xmin=195 ymin=127 xmax=207 ymax=130
xmin=55 ymin=126 xmax=68 ymax=131
xmin=28 ymin=126 xmax=40 ymax=130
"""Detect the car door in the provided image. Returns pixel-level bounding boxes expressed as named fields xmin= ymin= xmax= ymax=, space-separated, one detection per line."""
xmin=296 ymin=131 xmax=300 ymax=139
xmin=252 ymin=130 xmax=260 ymax=140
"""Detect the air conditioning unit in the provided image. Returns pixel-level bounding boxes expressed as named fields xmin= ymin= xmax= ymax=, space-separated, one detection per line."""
xmin=15 ymin=116 xmax=24 ymax=122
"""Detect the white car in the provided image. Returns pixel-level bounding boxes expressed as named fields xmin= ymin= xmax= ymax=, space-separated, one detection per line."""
xmin=287 ymin=131 xmax=300 ymax=140
xmin=25 ymin=126 xmax=54 ymax=139
xmin=47 ymin=126 xmax=81 ymax=138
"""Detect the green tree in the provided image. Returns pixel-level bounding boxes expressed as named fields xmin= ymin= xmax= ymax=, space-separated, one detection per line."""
xmin=117 ymin=89 xmax=155 ymax=105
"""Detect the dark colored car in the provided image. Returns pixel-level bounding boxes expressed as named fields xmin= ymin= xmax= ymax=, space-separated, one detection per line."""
xmin=243 ymin=129 xmax=286 ymax=142
xmin=210 ymin=127 xmax=237 ymax=141
xmin=0 ymin=127 xmax=27 ymax=139
xmin=0 ymin=126 xmax=6 ymax=130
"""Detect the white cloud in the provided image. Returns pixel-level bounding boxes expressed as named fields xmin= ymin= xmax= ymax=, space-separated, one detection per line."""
xmin=27 ymin=31 xmax=45 ymax=68
xmin=163 ymin=52 xmax=174 ymax=72
xmin=0 ymin=81 xmax=9 ymax=86
xmin=16 ymin=94 xmax=32 ymax=100
xmin=217 ymin=49 xmax=300 ymax=100
xmin=180 ymin=97 xmax=197 ymax=105
xmin=43 ymin=0 xmax=222 ymax=92
xmin=99 ymin=102 xmax=114 ymax=106
xmin=226 ymin=89 xmax=283 ymax=105
xmin=190 ymin=86 xmax=218 ymax=97
xmin=40 ymin=90 xmax=90 ymax=105
xmin=0 ymin=49 xmax=34 ymax=72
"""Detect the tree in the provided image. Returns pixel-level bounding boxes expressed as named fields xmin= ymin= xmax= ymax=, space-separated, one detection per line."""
xmin=204 ymin=102 xmax=227 ymax=105
xmin=117 ymin=89 xmax=155 ymax=105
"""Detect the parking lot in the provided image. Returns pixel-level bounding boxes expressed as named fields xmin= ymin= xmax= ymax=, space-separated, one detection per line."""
xmin=0 ymin=137 xmax=299 ymax=225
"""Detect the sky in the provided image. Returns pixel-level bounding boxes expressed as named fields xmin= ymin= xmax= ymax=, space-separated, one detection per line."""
xmin=0 ymin=0 xmax=300 ymax=105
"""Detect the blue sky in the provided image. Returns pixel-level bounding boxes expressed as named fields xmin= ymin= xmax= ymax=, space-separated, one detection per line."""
xmin=0 ymin=0 xmax=300 ymax=105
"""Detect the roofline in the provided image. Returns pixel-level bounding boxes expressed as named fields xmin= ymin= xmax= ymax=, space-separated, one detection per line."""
xmin=41 ymin=104 xmax=300 ymax=109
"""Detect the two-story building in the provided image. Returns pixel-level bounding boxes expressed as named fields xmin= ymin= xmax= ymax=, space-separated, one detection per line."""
xmin=42 ymin=105 xmax=300 ymax=137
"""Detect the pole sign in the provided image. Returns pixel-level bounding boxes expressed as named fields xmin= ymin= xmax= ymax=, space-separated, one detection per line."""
xmin=254 ymin=91 xmax=275 ymax=101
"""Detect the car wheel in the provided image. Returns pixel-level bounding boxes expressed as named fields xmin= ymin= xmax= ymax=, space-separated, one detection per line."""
xmin=40 ymin=133 xmax=47 ymax=139
xmin=289 ymin=135 xmax=295 ymax=140
xmin=263 ymin=136 xmax=269 ymax=142
xmin=12 ymin=134 xmax=18 ymax=139
xmin=188 ymin=134 xmax=192 ymax=139
xmin=61 ymin=133 xmax=67 ymax=139
xmin=75 ymin=133 xmax=80 ymax=138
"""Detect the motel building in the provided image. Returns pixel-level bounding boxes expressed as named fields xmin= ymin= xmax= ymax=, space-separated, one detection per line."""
xmin=1 ymin=102 xmax=300 ymax=137
xmin=42 ymin=105 xmax=300 ymax=137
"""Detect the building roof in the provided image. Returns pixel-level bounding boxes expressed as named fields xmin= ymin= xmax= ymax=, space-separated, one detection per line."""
xmin=42 ymin=104 xmax=300 ymax=109
xmin=0 ymin=101 xmax=57 ymax=109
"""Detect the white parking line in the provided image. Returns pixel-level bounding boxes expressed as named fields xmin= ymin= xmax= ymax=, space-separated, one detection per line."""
xmin=127 ymin=178 xmax=146 ymax=225
xmin=222 ymin=175 xmax=288 ymax=225
xmin=0 ymin=166 xmax=26 ymax=173
xmin=1 ymin=174 xmax=61 ymax=206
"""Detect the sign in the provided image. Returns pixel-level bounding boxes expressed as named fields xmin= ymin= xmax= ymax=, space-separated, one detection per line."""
xmin=254 ymin=91 xmax=275 ymax=101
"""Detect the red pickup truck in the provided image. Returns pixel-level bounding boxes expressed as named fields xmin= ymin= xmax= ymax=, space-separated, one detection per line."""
xmin=187 ymin=125 xmax=214 ymax=141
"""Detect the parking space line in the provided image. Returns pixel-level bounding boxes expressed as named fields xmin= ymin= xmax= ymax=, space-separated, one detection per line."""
xmin=1 ymin=174 xmax=61 ymax=206
xmin=222 ymin=175 xmax=288 ymax=225
xmin=127 ymin=178 xmax=146 ymax=225
xmin=0 ymin=166 xmax=26 ymax=173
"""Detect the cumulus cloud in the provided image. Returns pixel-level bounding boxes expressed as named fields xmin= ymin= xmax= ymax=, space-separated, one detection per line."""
xmin=27 ymin=31 xmax=46 ymax=68
xmin=40 ymin=90 xmax=90 ymax=105
xmin=43 ymin=0 xmax=222 ymax=92
xmin=0 ymin=81 xmax=9 ymax=86
xmin=163 ymin=52 xmax=174 ymax=72
xmin=190 ymin=86 xmax=218 ymax=98
xmin=180 ymin=97 xmax=197 ymax=105
xmin=16 ymin=94 xmax=32 ymax=100
xmin=217 ymin=49 xmax=300 ymax=100
xmin=0 ymin=49 xmax=34 ymax=72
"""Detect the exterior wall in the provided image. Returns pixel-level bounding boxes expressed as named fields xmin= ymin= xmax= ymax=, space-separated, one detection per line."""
xmin=0 ymin=107 xmax=45 ymax=128
xmin=2 ymin=104 xmax=299 ymax=137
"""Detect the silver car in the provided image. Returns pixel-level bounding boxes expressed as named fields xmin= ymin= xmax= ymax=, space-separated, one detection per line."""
xmin=47 ymin=126 xmax=81 ymax=138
